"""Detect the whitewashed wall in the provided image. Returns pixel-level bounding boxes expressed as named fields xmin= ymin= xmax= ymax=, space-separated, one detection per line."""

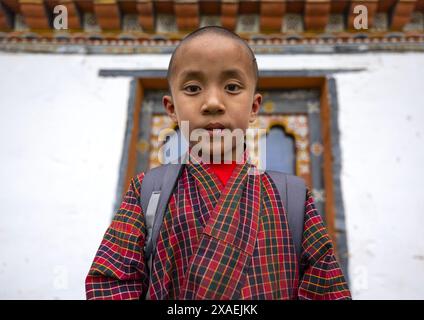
xmin=0 ymin=52 xmax=423 ymax=299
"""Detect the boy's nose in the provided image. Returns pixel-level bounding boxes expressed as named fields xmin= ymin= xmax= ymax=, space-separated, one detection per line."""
xmin=200 ymin=89 xmax=225 ymax=115
xmin=201 ymin=102 xmax=225 ymax=115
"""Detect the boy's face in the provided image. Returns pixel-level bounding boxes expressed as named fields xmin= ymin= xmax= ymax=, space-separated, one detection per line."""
xmin=163 ymin=34 xmax=262 ymax=161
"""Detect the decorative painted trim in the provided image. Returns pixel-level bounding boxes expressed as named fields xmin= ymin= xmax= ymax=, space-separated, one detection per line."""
xmin=327 ymin=76 xmax=349 ymax=283
xmin=99 ymin=69 xmax=365 ymax=78
xmin=0 ymin=32 xmax=423 ymax=54
xmin=113 ymin=79 xmax=137 ymax=213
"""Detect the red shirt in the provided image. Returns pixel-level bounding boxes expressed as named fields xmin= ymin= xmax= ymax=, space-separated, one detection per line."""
xmin=209 ymin=162 xmax=237 ymax=187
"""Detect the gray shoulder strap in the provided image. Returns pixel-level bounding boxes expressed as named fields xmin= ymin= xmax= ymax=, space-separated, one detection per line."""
xmin=266 ymin=170 xmax=306 ymax=272
xmin=140 ymin=163 xmax=184 ymax=260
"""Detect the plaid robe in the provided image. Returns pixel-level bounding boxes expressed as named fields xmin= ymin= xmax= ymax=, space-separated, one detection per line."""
xmin=86 ymin=154 xmax=351 ymax=300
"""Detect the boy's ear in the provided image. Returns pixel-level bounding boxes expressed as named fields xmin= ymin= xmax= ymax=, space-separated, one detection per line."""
xmin=163 ymin=95 xmax=178 ymax=123
xmin=249 ymin=93 xmax=262 ymax=123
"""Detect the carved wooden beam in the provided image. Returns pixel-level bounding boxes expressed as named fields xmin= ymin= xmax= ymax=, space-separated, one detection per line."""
xmin=136 ymin=0 xmax=154 ymax=32
xmin=416 ymin=0 xmax=424 ymax=12
xmin=93 ymin=0 xmax=121 ymax=30
xmin=304 ymin=0 xmax=331 ymax=31
xmin=221 ymin=0 xmax=239 ymax=31
xmin=0 ymin=1 xmax=13 ymax=30
xmin=259 ymin=0 xmax=286 ymax=33
xmin=199 ymin=0 xmax=220 ymax=15
xmin=391 ymin=0 xmax=417 ymax=30
xmin=73 ymin=0 xmax=94 ymax=13
xmin=330 ymin=0 xmax=350 ymax=14
xmin=18 ymin=0 xmax=50 ymax=29
xmin=347 ymin=0 xmax=378 ymax=30
xmin=2 ymin=0 xmax=20 ymax=14
xmin=174 ymin=0 xmax=200 ymax=32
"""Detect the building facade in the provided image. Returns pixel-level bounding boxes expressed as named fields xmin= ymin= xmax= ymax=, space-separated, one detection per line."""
xmin=0 ymin=0 xmax=423 ymax=299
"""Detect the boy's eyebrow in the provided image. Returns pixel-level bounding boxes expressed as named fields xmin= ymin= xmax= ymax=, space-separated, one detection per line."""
xmin=179 ymin=70 xmax=205 ymax=82
xmin=179 ymin=68 xmax=246 ymax=82
xmin=220 ymin=68 xmax=246 ymax=80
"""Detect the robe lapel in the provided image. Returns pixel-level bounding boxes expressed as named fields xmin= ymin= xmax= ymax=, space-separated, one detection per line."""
xmin=180 ymin=153 xmax=262 ymax=299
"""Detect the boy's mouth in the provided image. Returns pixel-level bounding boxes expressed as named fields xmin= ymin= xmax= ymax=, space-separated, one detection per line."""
xmin=203 ymin=123 xmax=227 ymax=136
xmin=204 ymin=122 xmax=226 ymax=131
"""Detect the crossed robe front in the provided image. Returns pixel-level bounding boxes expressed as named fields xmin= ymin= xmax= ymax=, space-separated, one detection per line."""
xmin=86 ymin=154 xmax=351 ymax=300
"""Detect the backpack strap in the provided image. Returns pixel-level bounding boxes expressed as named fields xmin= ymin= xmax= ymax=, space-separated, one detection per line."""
xmin=140 ymin=163 xmax=184 ymax=259
xmin=266 ymin=170 xmax=306 ymax=276
xmin=139 ymin=162 xmax=184 ymax=299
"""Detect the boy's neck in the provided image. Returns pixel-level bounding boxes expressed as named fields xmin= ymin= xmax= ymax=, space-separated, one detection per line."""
xmin=208 ymin=161 xmax=238 ymax=186
xmin=187 ymin=145 xmax=248 ymax=165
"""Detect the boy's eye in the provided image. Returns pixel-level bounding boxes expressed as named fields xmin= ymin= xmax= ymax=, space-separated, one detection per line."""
xmin=225 ymin=84 xmax=241 ymax=92
xmin=184 ymin=85 xmax=201 ymax=93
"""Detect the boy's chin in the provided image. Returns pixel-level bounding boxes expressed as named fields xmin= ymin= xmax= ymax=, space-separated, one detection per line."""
xmin=198 ymin=144 xmax=243 ymax=164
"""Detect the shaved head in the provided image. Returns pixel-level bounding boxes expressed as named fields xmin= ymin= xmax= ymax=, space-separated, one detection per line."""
xmin=166 ymin=26 xmax=259 ymax=95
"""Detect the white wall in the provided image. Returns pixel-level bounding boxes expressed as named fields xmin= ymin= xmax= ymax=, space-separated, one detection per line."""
xmin=0 ymin=51 xmax=423 ymax=299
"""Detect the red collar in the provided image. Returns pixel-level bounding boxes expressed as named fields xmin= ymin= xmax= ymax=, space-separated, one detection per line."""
xmin=209 ymin=162 xmax=238 ymax=186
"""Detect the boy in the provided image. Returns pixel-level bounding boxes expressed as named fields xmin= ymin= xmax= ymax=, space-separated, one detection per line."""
xmin=85 ymin=26 xmax=351 ymax=300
